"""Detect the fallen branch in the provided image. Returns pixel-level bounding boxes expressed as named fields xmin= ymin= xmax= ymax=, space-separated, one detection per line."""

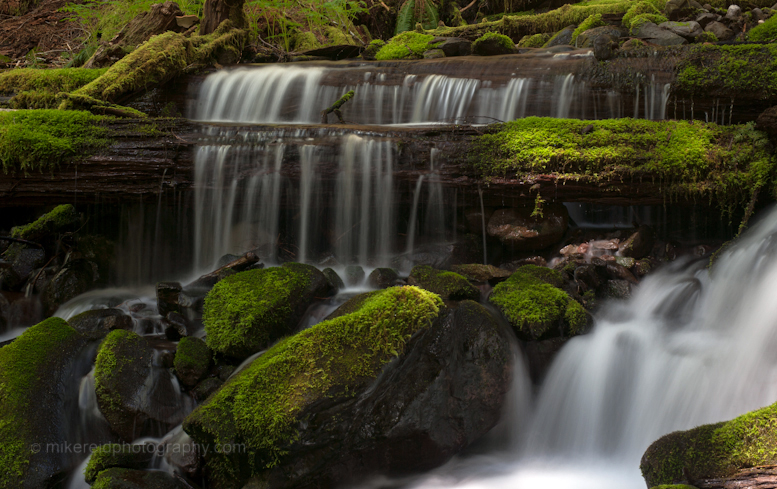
xmin=459 ymin=0 xmax=478 ymax=13
xmin=321 ymin=90 xmax=355 ymax=124
xmin=0 ymin=236 xmax=44 ymax=248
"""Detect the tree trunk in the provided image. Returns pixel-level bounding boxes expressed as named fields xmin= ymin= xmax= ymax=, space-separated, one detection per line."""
xmin=200 ymin=0 xmax=247 ymax=35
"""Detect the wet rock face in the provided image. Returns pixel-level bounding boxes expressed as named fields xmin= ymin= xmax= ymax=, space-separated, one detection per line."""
xmin=546 ymin=25 xmax=576 ymax=47
xmin=619 ymin=225 xmax=656 ymax=259
xmin=487 ymin=204 xmax=569 ymax=251
xmin=436 ymin=37 xmax=472 ymax=56
xmin=593 ymin=34 xmax=619 ymax=61
xmin=94 ymin=330 xmax=190 ymax=441
xmin=367 ymin=267 xmax=399 ymax=288
xmin=705 ymin=21 xmax=734 ymax=40
xmin=0 ymin=245 xmax=45 ymax=290
xmin=68 ymin=308 xmax=134 ymax=339
xmin=659 ymin=21 xmax=704 ymax=40
xmin=577 ymin=25 xmax=625 ymax=48
xmin=42 ymin=258 xmax=98 ymax=316
xmin=396 ymin=235 xmax=483 ymax=271
xmin=634 ymin=22 xmax=688 ymax=45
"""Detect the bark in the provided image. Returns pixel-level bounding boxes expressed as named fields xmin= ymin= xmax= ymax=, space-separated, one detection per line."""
xmin=200 ymin=0 xmax=247 ymax=35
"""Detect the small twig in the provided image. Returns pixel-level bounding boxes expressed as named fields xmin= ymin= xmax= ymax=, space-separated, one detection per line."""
xmin=29 ymin=253 xmax=57 ymax=290
xmin=0 ymin=237 xmax=43 ymax=248
xmin=459 ymin=0 xmax=478 ymax=13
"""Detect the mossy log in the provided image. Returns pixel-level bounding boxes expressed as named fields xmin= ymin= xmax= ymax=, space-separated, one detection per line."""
xmin=320 ymin=90 xmax=355 ymax=123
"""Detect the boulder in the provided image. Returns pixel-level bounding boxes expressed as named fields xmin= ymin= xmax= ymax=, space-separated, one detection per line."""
xmin=577 ymin=25 xmax=626 ymax=48
xmin=343 ymin=265 xmax=365 ymax=286
xmin=436 ymin=37 xmax=472 ymax=56
xmin=407 ymin=265 xmax=479 ymax=301
xmin=160 ymin=426 xmax=202 ymax=479
xmin=472 ymin=32 xmax=516 ymax=56
xmin=41 ymin=259 xmax=98 ymax=316
xmin=488 ymin=265 xmax=589 ymax=341
xmin=665 ymin=0 xmax=703 ymax=20
xmin=0 ymin=245 xmax=44 ymax=291
xmin=156 ymin=282 xmax=182 ymax=317
xmin=634 ymin=22 xmax=688 ymax=45
xmin=8 ymin=204 xmax=80 ymax=249
xmin=705 ymin=21 xmax=734 ymax=40
xmin=192 ymin=377 xmax=223 ymax=402
xmin=544 ymin=25 xmax=576 ymax=47
xmin=68 ymin=308 xmax=134 ymax=339
xmin=83 ymin=443 xmax=156 ymax=484
xmin=487 ymin=204 xmax=569 ymax=251
xmin=423 ymin=48 xmax=445 ymax=58
xmin=322 ymin=267 xmax=345 ymax=290
xmin=163 ymin=311 xmax=189 ymax=341
xmin=367 ymin=268 xmax=399 ymax=289
xmin=174 ymin=336 xmax=212 ymax=387
xmin=184 ymin=289 xmax=511 ymax=489
xmin=695 ymin=12 xmax=717 ymax=27
xmin=725 ymin=4 xmax=742 ymax=21
xmin=90 ymin=468 xmax=188 ymax=489
xmin=95 ymin=330 xmax=190 ymax=441
xmin=606 ymin=279 xmax=632 ymax=298
xmin=395 ymin=234 xmax=482 ymax=270
xmin=451 ymin=264 xmax=512 ymax=284
xmin=659 ymin=20 xmax=704 ymax=39
xmin=0 ymin=318 xmax=90 ymax=488
xmin=202 ymin=263 xmax=335 ymax=359
xmin=619 ymin=225 xmax=655 ymax=259
xmin=593 ymin=33 xmax=619 ymax=60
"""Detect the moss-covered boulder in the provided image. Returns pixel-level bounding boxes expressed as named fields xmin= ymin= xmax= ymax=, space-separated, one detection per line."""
xmin=489 ymin=265 xmax=588 ymax=340
xmin=184 ymin=289 xmax=512 ymax=489
xmin=472 ymin=32 xmax=515 ymax=56
xmin=9 ymin=204 xmax=80 ymax=243
xmin=91 ymin=467 xmax=187 ymax=489
xmin=41 ymin=258 xmax=98 ymax=316
xmin=0 ymin=317 xmax=90 ymax=488
xmin=641 ymin=401 xmax=777 ymax=487
xmin=68 ymin=308 xmax=133 ymax=339
xmin=203 ymin=262 xmax=334 ymax=359
xmin=452 ymin=264 xmax=512 ymax=283
xmin=95 ymin=330 xmax=189 ymax=441
xmin=83 ymin=443 xmax=155 ymax=484
xmin=174 ymin=336 xmax=212 ymax=387
xmin=407 ymin=265 xmax=480 ymax=301
xmin=375 ymin=31 xmax=441 ymax=60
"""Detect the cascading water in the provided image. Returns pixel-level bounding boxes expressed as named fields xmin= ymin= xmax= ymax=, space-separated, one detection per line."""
xmin=394 ymin=207 xmax=777 ymax=489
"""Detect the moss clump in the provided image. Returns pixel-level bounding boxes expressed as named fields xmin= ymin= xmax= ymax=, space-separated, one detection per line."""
xmin=0 ymin=318 xmax=82 ymax=487
xmin=83 ymin=443 xmax=154 ymax=484
xmin=183 ymin=286 xmax=443 ymax=484
xmin=641 ymin=401 xmax=777 ymax=487
xmin=71 ymin=20 xmax=246 ymax=104
xmin=748 ymin=14 xmax=777 ymax=42
xmin=471 ymin=117 xmax=776 ymax=217
xmin=696 ymin=31 xmax=718 ymax=43
xmin=203 ymin=262 xmax=327 ymax=358
xmin=676 ymin=45 xmax=777 ymax=100
xmin=174 ymin=336 xmax=212 ymax=387
xmin=375 ymin=31 xmax=439 ymax=60
xmin=451 ymin=264 xmax=512 ymax=282
xmin=0 ymin=68 xmax=108 ymax=95
xmin=10 ymin=204 xmax=79 ymax=241
xmin=293 ymin=31 xmax=322 ymax=51
xmin=489 ymin=265 xmax=587 ymax=340
xmin=94 ymin=330 xmax=147 ymax=413
xmin=628 ymin=13 xmax=669 ymax=34
xmin=518 ymin=33 xmax=551 ymax=47
xmin=0 ymin=110 xmax=111 ymax=174
xmin=621 ymin=1 xmax=663 ymax=29
xmin=473 ymin=32 xmax=516 ymax=52
xmin=571 ymin=13 xmax=607 ymax=45
xmin=407 ymin=265 xmax=480 ymax=301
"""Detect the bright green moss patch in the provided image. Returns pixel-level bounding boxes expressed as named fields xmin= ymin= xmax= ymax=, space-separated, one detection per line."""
xmin=473 ymin=32 xmax=516 ymax=51
xmin=94 ymin=329 xmax=146 ymax=417
xmin=0 ymin=68 xmax=108 ymax=96
xmin=0 ymin=110 xmax=111 ymax=174
xmin=174 ymin=336 xmax=212 ymax=387
xmin=628 ymin=13 xmax=668 ymax=33
xmin=407 ymin=265 xmax=480 ymax=301
xmin=676 ymin=44 xmax=777 ymax=99
xmin=203 ymin=262 xmax=322 ymax=358
xmin=641 ymin=401 xmax=777 ymax=486
xmin=0 ymin=318 xmax=81 ymax=486
xmin=749 ymin=14 xmax=777 ymax=42
xmin=571 ymin=13 xmax=607 ymax=45
xmin=83 ymin=443 xmax=154 ymax=484
xmin=11 ymin=204 xmax=79 ymax=241
xmin=184 ymin=286 xmax=443 ymax=483
xmin=489 ymin=265 xmax=586 ymax=340
xmin=622 ymin=1 xmax=663 ymax=30
xmin=471 ymin=117 xmax=776 ymax=215
xmin=518 ymin=33 xmax=551 ymax=47
xmin=375 ymin=31 xmax=439 ymax=60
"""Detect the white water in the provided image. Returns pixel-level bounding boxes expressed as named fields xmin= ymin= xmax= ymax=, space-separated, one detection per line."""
xmin=401 ymin=207 xmax=777 ymax=488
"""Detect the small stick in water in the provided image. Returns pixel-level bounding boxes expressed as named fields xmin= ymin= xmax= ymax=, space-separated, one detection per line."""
xmin=321 ymin=90 xmax=355 ymax=124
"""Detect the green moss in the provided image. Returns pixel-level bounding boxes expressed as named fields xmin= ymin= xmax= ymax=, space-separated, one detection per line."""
xmin=174 ymin=336 xmax=212 ymax=386
xmin=628 ymin=13 xmax=668 ymax=34
xmin=518 ymin=33 xmax=551 ymax=47
xmin=83 ymin=443 xmax=153 ymax=484
xmin=72 ymin=21 xmax=246 ymax=104
xmin=676 ymin=45 xmax=777 ymax=99
xmin=749 ymin=14 xmax=777 ymax=42
xmin=293 ymin=31 xmax=322 ymax=51
xmin=622 ymin=1 xmax=662 ymax=29
xmin=94 ymin=329 xmax=146 ymax=418
xmin=375 ymin=31 xmax=439 ymax=60
xmin=473 ymin=31 xmax=516 ymax=50
xmin=571 ymin=13 xmax=607 ymax=45
xmin=0 ymin=318 xmax=81 ymax=487
xmin=0 ymin=110 xmax=111 ymax=174
xmin=641 ymin=401 xmax=777 ymax=486
xmin=0 ymin=68 xmax=108 ymax=95
xmin=408 ymin=265 xmax=480 ymax=301
xmin=471 ymin=117 xmax=776 ymax=218
xmin=488 ymin=265 xmax=586 ymax=340
xmin=203 ymin=263 xmax=318 ymax=358
xmin=696 ymin=31 xmax=718 ymax=42
xmin=184 ymin=286 xmax=443 ymax=483
xmin=10 ymin=204 xmax=79 ymax=241
xmin=451 ymin=264 xmax=511 ymax=282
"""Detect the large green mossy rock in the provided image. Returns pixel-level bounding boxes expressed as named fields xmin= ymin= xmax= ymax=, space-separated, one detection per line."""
xmin=184 ymin=286 xmax=447 ymax=488
xmin=202 ymin=262 xmax=334 ymax=359
xmin=407 ymin=265 xmax=480 ymax=301
xmin=0 ymin=317 xmax=90 ymax=488
xmin=83 ymin=443 xmax=155 ymax=484
xmin=10 ymin=204 xmax=80 ymax=243
xmin=641 ymin=402 xmax=777 ymax=487
xmin=174 ymin=336 xmax=212 ymax=387
xmin=488 ymin=265 xmax=588 ymax=340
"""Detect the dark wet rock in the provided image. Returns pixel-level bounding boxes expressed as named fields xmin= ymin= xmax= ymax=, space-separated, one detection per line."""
xmin=161 ymin=428 xmax=202 ymax=479
xmin=9 ymin=204 xmax=80 ymax=249
xmin=42 ymin=259 xmax=98 ymax=316
xmin=489 ymin=265 xmax=589 ymax=341
xmin=322 ymin=267 xmax=345 ymax=290
xmin=73 ymin=235 xmax=115 ymax=285
xmin=487 ymin=204 xmax=569 ymax=251
xmin=633 ymin=258 xmax=654 ymax=278
xmin=163 ymin=311 xmax=189 ymax=341
xmin=368 ymin=268 xmax=399 ymax=289
xmin=577 ymin=25 xmax=625 ymax=47
xmin=619 ymin=225 xmax=656 ymax=259
xmin=344 ymin=265 xmax=365 ymax=286
xmin=634 ymin=22 xmax=688 ymax=45
xmin=606 ymin=262 xmax=639 ymax=284
xmin=174 ymin=336 xmax=211 ymax=388
xmin=408 ymin=265 xmax=480 ymax=301
xmin=574 ymin=264 xmax=603 ymax=292
xmin=545 ymin=25 xmax=576 ymax=47
xmin=83 ymin=443 xmax=156 ymax=484
xmin=178 ymin=286 xmax=206 ymax=315
xmin=91 ymin=468 xmax=188 ymax=489
xmin=184 ymin=292 xmax=511 ymax=489
xmin=695 ymin=12 xmax=717 ymax=27
xmin=95 ymin=330 xmax=189 ymax=441
xmin=452 ymin=263 xmax=512 ymax=284
xmin=202 ymin=263 xmax=335 ymax=359
xmin=606 ymin=279 xmax=632 ymax=299
xmin=593 ymin=33 xmax=619 ymax=60
xmin=396 ymin=234 xmax=482 ymax=270
xmin=659 ymin=20 xmax=704 ymax=39
xmin=464 ymin=206 xmax=494 ymax=234
xmin=705 ymin=21 xmax=734 ymax=40
xmin=423 ymin=48 xmax=445 ymax=58
xmin=0 ymin=318 xmax=90 ymax=488
xmin=522 ymin=337 xmax=568 ymax=385
xmin=192 ymin=377 xmax=223 ymax=402
xmin=68 ymin=308 xmax=134 ymax=340
xmin=501 ymin=256 xmax=547 ymax=271
xmin=436 ymin=37 xmax=472 ymax=56
xmin=213 ymin=364 xmax=236 ymax=382
xmin=0 ymin=246 xmax=45 ymax=290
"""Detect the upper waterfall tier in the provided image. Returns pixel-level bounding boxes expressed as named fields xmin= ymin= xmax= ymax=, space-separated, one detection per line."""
xmin=193 ymin=55 xmax=671 ymax=125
